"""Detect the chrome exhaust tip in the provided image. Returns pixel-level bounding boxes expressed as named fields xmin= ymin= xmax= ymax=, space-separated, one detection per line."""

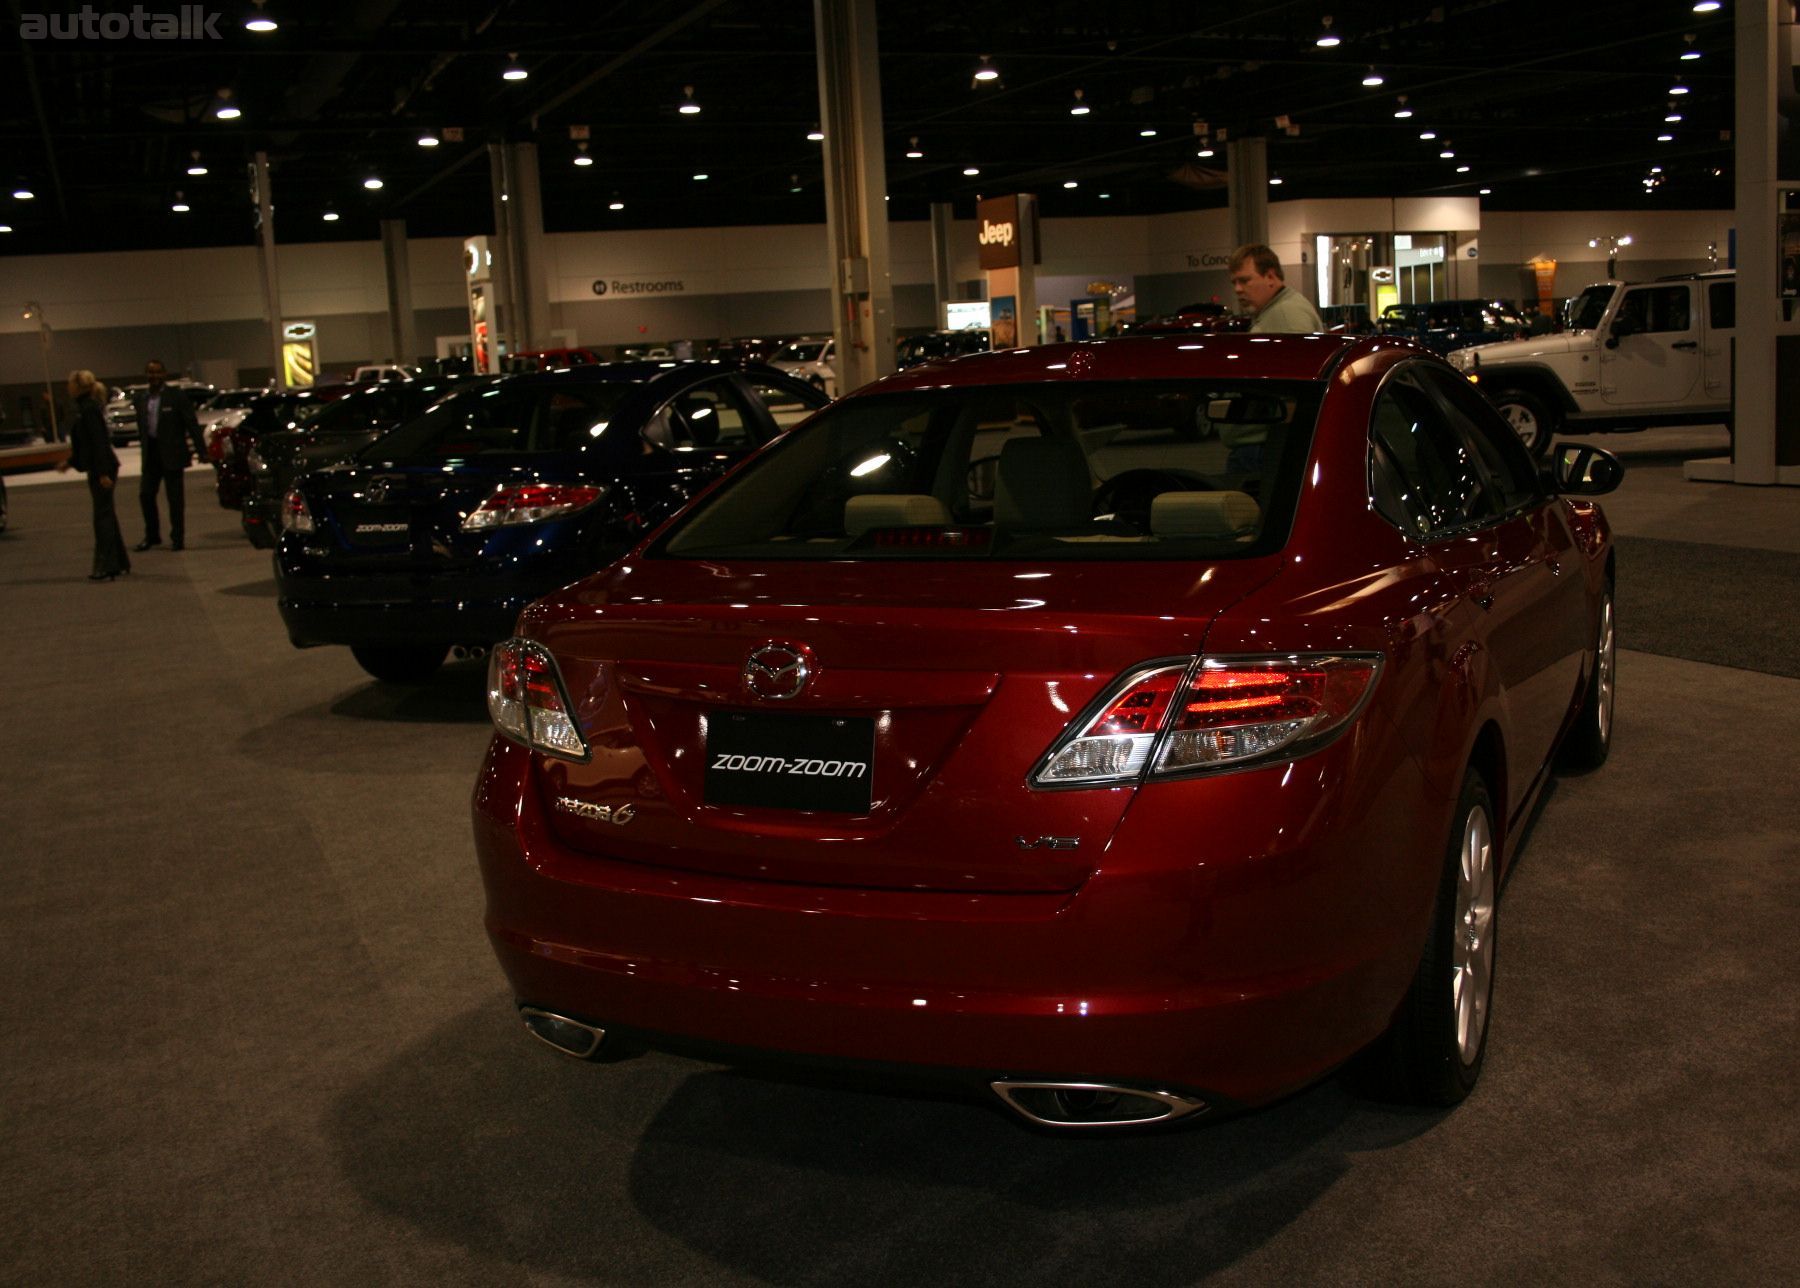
xmin=520 ymin=1007 xmax=605 ymax=1059
xmin=451 ymin=644 xmax=489 ymax=662
xmin=991 ymin=1080 xmax=1207 ymax=1129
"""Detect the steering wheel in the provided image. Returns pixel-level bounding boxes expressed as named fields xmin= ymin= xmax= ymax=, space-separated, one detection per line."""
xmin=1091 ymin=468 xmax=1213 ymax=530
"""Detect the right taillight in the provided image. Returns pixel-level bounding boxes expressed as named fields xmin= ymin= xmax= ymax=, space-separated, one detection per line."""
xmin=1031 ymin=654 xmax=1381 ymax=787
xmin=282 ymin=487 xmax=315 ymax=533
xmin=487 ymin=638 xmax=590 ymax=761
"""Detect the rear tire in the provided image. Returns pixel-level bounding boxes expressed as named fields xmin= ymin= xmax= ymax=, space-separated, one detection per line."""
xmin=1558 ymin=585 xmax=1615 ymax=771
xmin=351 ymin=643 xmax=448 ymax=684
xmin=1358 ymin=770 xmax=1498 ymax=1106
xmin=1491 ymin=388 xmax=1557 ymax=457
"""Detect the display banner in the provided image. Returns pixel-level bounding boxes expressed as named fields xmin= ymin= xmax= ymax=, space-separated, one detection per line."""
xmin=1530 ymin=258 xmax=1558 ymax=317
xmin=280 ymin=320 xmax=316 ymax=387
xmin=977 ymin=195 xmax=1022 ymax=271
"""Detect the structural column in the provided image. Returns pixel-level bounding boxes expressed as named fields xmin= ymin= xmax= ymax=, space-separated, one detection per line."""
xmin=929 ymin=201 xmax=956 ymax=323
xmin=814 ymin=0 xmax=895 ymax=392
xmin=1226 ymin=137 xmax=1269 ymax=252
xmin=251 ymin=151 xmax=285 ymax=389
xmin=379 ymin=219 xmax=418 ymax=365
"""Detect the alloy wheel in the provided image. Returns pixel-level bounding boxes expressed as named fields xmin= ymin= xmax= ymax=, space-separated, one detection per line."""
xmin=1452 ymin=803 xmax=1496 ymax=1066
xmin=1499 ymin=403 xmax=1538 ymax=447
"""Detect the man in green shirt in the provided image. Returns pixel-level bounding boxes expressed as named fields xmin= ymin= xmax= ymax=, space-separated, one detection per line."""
xmin=1230 ymin=244 xmax=1324 ymax=333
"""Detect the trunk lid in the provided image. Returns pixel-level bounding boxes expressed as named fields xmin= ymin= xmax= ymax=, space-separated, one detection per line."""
xmin=523 ymin=556 xmax=1279 ymax=893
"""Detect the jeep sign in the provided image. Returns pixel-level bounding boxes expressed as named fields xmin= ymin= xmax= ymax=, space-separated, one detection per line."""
xmin=977 ymin=194 xmax=1022 ymax=270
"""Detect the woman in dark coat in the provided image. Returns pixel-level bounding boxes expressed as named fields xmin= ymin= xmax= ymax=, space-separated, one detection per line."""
xmin=58 ymin=369 xmax=130 ymax=580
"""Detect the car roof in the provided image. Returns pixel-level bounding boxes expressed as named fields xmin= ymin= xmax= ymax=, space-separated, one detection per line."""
xmin=865 ymin=334 xmax=1360 ymax=393
xmin=498 ymin=359 xmax=794 ymax=387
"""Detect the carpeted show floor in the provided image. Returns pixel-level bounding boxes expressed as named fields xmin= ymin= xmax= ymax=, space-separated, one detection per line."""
xmin=1 ymin=447 xmax=1796 ymax=1286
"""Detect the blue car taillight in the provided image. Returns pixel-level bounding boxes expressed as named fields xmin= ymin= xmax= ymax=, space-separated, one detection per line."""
xmin=463 ymin=482 xmax=606 ymax=531
xmin=487 ymin=638 xmax=590 ymax=761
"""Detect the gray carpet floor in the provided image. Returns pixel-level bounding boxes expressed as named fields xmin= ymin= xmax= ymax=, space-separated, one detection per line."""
xmin=1 ymin=472 xmax=1796 ymax=1286
xmin=1614 ymin=537 xmax=1800 ymax=679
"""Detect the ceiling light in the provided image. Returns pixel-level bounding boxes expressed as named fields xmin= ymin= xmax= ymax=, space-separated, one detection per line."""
xmin=171 ymin=192 xmax=190 ymax=213
xmin=502 ymin=54 xmax=528 ymax=82
xmin=322 ymin=210 xmax=339 ymax=222
xmin=1196 ymin=147 xmax=1215 ymax=158
xmin=1479 ymin=188 xmax=1492 ymax=195
xmin=1456 ymin=165 xmax=1471 ymax=173
xmin=1099 ymin=193 xmax=1111 ymax=199
xmin=1666 ymin=111 xmax=1684 ymax=122
xmin=12 ymin=187 xmax=34 ymax=200
xmin=972 ymin=55 xmax=999 ymax=85
xmin=363 ymin=176 xmax=384 ymax=190
xmin=573 ymin=144 xmax=593 ymax=167
xmin=244 ymin=1 xmax=276 ymax=32
xmin=608 ymin=200 xmax=624 ymax=211
xmin=1692 ymin=1 xmax=1720 ymax=11
xmin=1651 ymin=166 xmax=1664 ymax=173
xmin=1139 ymin=128 xmax=1157 ymax=138
xmin=1069 ymin=89 xmax=1090 ymax=116
xmin=1440 ymin=148 xmax=1456 ymax=158
xmin=215 ymin=101 xmax=241 ymax=121
xmin=1669 ymin=83 xmax=1690 ymax=95
xmin=1315 ymin=16 xmax=1340 ymax=48
xmin=417 ymin=131 xmax=439 ymax=148
xmin=905 ymin=137 xmax=924 ymax=159
xmin=1393 ymin=95 xmax=1413 ymax=119
xmin=0 ymin=225 xmax=12 ymax=233
xmin=1419 ymin=130 xmax=1437 ymax=140
xmin=1063 ymin=180 xmax=1078 ymax=189
xmin=186 ymin=151 xmax=208 ymax=176
xmin=692 ymin=172 xmax=709 ymax=181
xmin=807 ymin=124 xmax=825 ymax=141
xmin=1657 ymin=133 xmax=1675 ymax=142
xmin=1269 ymin=176 xmax=1285 ymax=185
xmin=963 ymin=166 xmax=980 ymax=176
xmin=678 ymin=85 xmax=701 ymax=114
xmin=1361 ymin=67 xmax=1385 ymax=87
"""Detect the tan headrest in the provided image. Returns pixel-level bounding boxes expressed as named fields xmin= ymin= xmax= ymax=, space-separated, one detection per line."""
xmin=845 ymin=493 xmax=953 ymax=537
xmin=1150 ymin=490 xmax=1261 ymax=538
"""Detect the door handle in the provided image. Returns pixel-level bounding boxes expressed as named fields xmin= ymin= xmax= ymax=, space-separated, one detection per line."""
xmin=1671 ymin=340 xmax=1698 ymax=350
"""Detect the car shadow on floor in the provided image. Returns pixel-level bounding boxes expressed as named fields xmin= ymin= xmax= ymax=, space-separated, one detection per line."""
xmin=327 ymin=663 xmax=490 ymax=723
xmin=217 ymin=577 xmax=278 ymax=597
xmin=331 ymin=999 xmax=1448 ymax=1285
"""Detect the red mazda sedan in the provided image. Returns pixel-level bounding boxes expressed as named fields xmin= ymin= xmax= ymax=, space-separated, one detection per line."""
xmin=472 ymin=334 xmax=1620 ymax=1129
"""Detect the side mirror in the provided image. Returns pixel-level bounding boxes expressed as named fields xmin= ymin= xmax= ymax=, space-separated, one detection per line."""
xmin=1548 ymin=443 xmax=1624 ymax=496
xmin=1604 ymin=314 xmax=1641 ymax=349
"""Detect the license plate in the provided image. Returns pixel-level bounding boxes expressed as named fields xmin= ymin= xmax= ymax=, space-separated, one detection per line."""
xmin=704 ymin=711 xmax=875 ymax=814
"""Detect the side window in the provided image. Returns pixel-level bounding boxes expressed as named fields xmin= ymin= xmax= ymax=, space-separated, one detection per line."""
xmin=1367 ymin=373 xmax=1495 ymax=537
xmin=669 ymin=380 xmax=757 ymax=449
xmin=1615 ymin=285 xmax=1693 ymax=334
xmin=1413 ymin=364 xmax=1540 ymax=515
xmin=743 ymin=377 xmax=823 ymax=432
xmin=536 ymin=390 xmax=615 ymax=451
xmin=1708 ymin=281 xmax=1735 ymax=330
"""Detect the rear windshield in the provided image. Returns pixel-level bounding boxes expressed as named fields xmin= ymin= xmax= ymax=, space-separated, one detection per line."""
xmin=361 ymin=381 xmax=639 ymax=461
xmin=656 ymin=379 xmax=1321 ymax=562
xmin=776 ymin=342 xmax=828 ymax=363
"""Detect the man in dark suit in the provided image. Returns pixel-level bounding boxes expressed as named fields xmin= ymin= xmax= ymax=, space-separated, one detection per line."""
xmin=133 ymin=359 xmax=206 ymax=551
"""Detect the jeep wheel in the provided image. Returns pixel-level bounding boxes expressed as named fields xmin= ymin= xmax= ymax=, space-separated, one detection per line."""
xmin=1492 ymin=389 xmax=1557 ymax=457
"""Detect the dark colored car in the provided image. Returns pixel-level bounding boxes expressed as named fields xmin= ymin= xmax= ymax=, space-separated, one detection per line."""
xmin=473 ymin=333 xmax=1623 ymax=1130
xmin=895 ymin=330 xmax=991 ymax=369
xmin=501 ymin=348 xmax=604 ymax=373
xmin=212 ymin=385 xmax=354 ymax=510
xmin=241 ymin=377 xmax=480 ymax=548
xmin=275 ymin=361 xmax=829 ymax=682
xmin=1377 ymin=300 xmax=1532 ymax=354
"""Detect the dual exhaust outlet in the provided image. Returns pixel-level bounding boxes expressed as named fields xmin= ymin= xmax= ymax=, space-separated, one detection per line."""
xmin=518 ymin=1008 xmax=1206 ymax=1130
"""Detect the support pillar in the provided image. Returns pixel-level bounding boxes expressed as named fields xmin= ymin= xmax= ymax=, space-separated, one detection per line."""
xmin=814 ymin=0 xmax=894 ymax=392
xmin=379 ymin=219 xmax=418 ymax=365
xmin=1226 ymin=138 xmax=1270 ymax=252
xmin=1687 ymin=0 xmax=1800 ymax=485
xmin=251 ymin=151 xmax=285 ymax=389
xmin=929 ymin=201 xmax=955 ymax=324
xmin=506 ymin=143 xmax=551 ymax=352
xmin=486 ymin=143 xmax=520 ymax=363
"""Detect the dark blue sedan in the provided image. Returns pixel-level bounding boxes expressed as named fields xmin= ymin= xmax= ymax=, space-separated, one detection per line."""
xmin=275 ymin=361 xmax=827 ymax=681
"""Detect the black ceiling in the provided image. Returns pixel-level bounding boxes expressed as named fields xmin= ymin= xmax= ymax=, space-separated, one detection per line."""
xmin=1 ymin=0 xmax=1737 ymax=257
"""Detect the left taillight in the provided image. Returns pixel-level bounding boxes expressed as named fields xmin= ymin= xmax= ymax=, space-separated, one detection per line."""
xmin=282 ymin=487 xmax=315 ymax=533
xmin=463 ymin=482 xmax=605 ymax=531
xmin=487 ymin=638 xmax=590 ymax=761
xmin=1032 ymin=654 xmax=1381 ymax=787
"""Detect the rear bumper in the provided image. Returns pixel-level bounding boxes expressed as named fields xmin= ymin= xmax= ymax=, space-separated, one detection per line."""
xmin=279 ymin=594 xmax=526 ymax=649
xmin=473 ymin=726 xmax=1445 ymax=1106
xmin=240 ymin=494 xmax=277 ymax=548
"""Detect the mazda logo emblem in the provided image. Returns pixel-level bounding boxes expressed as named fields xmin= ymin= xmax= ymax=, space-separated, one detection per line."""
xmin=366 ymin=478 xmax=392 ymax=504
xmin=744 ymin=643 xmax=811 ymax=701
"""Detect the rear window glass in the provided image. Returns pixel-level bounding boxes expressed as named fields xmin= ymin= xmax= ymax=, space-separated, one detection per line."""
xmin=655 ymin=380 xmax=1321 ymax=562
xmin=363 ymin=382 xmax=635 ymax=461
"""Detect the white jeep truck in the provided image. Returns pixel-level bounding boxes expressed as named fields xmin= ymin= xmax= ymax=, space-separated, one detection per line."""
xmin=1449 ymin=271 xmax=1735 ymax=454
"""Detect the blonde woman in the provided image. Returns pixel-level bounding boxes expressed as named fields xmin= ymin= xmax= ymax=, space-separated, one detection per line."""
xmin=56 ymin=369 xmax=130 ymax=580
